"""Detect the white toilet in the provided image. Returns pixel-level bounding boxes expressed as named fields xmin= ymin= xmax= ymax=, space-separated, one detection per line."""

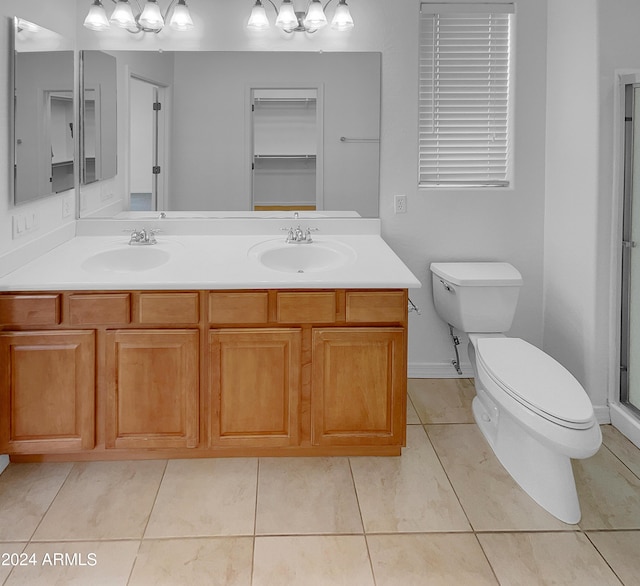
xmin=430 ymin=261 xmax=601 ymax=524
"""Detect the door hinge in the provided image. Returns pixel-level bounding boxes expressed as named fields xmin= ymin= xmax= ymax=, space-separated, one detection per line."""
xmin=153 ymin=102 xmax=162 ymax=111
xmin=152 ymin=166 xmax=161 ymax=174
xmin=623 ymin=240 xmax=637 ymax=248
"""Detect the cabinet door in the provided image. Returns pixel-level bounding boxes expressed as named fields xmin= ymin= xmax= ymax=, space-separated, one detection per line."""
xmin=105 ymin=330 xmax=199 ymax=449
xmin=210 ymin=328 xmax=301 ymax=448
xmin=311 ymin=328 xmax=406 ymax=446
xmin=0 ymin=331 xmax=95 ymax=454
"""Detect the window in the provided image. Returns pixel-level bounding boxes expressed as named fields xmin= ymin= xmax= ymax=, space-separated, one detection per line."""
xmin=419 ymin=3 xmax=514 ymax=187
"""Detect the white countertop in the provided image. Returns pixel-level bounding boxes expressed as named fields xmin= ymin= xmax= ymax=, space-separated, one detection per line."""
xmin=0 ymin=229 xmax=421 ymax=291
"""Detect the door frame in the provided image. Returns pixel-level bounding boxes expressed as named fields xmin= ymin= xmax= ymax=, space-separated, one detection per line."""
xmin=127 ymin=71 xmax=170 ymax=212
xmin=245 ymin=83 xmax=324 ymax=212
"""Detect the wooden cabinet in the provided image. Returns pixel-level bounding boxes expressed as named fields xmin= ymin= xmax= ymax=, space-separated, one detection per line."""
xmin=0 ymin=288 xmax=408 ymax=460
xmin=210 ymin=328 xmax=301 ymax=447
xmin=0 ymin=330 xmax=95 ymax=453
xmin=105 ymin=329 xmax=199 ymax=449
xmin=311 ymin=328 xmax=406 ymax=447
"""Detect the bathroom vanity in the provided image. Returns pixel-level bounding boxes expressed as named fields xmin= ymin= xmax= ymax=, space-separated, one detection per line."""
xmin=0 ymin=219 xmax=419 ymax=462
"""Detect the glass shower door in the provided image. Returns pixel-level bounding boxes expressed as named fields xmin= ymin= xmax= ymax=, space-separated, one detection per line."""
xmin=621 ymin=84 xmax=640 ymax=413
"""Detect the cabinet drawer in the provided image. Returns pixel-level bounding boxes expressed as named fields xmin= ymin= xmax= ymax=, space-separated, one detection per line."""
xmin=276 ymin=292 xmax=336 ymax=323
xmin=209 ymin=292 xmax=268 ymax=324
xmin=69 ymin=294 xmax=131 ymax=325
xmin=0 ymin=295 xmax=60 ymax=326
xmin=137 ymin=293 xmax=200 ymax=324
xmin=346 ymin=291 xmax=406 ymax=323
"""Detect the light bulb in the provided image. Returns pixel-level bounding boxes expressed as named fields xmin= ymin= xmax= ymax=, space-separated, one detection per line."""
xmin=169 ymin=0 xmax=194 ymax=31
xmin=84 ymin=0 xmax=110 ymax=31
xmin=247 ymin=0 xmax=270 ymax=30
xmin=303 ymin=0 xmax=327 ymax=30
xmin=138 ymin=0 xmax=164 ymax=31
xmin=275 ymin=0 xmax=299 ymax=31
xmin=331 ymin=1 xmax=354 ymax=31
xmin=110 ymin=1 xmax=137 ymax=29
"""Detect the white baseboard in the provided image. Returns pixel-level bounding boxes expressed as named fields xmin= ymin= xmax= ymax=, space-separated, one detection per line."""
xmin=594 ymin=405 xmax=611 ymax=425
xmin=408 ymin=362 xmax=474 ymax=378
xmin=610 ymin=403 xmax=640 ymax=449
xmin=0 ymin=455 xmax=8 ymax=475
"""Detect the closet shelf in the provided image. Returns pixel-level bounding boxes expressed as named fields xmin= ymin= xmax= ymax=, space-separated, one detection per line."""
xmin=254 ymin=154 xmax=316 ymax=159
xmin=254 ymin=97 xmax=316 ymax=105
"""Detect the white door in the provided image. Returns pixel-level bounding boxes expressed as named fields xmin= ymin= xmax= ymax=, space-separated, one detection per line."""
xmin=129 ymin=77 xmax=166 ymax=211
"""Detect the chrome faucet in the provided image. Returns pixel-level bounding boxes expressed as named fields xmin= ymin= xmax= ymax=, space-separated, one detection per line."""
xmin=127 ymin=228 xmax=158 ymax=245
xmin=283 ymin=225 xmax=318 ymax=244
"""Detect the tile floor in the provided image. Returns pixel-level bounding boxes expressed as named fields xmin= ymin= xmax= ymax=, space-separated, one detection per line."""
xmin=1 ymin=378 xmax=640 ymax=585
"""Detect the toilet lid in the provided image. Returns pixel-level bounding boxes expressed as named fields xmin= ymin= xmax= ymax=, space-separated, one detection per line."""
xmin=476 ymin=337 xmax=595 ymax=429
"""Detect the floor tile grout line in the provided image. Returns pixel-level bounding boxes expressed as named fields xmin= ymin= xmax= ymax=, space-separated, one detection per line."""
xmin=4 ymin=462 xmax=80 ymax=586
xmin=347 ymin=457 xmax=377 ymax=585
xmin=472 ymin=532 xmax=503 ymax=585
xmin=420 ymin=423 xmax=476 ymax=532
xmin=601 ymin=438 xmax=640 ymax=484
xmin=1 ymin=541 xmax=29 ymax=586
xmin=137 ymin=459 xmax=169 ymax=540
xmin=26 ymin=462 xmax=75 ymax=545
xmin=582 ymin=531 xmax=627 ymax=586
xmin=125 ymin=459 xmax=169 ymax=586
xmin=250 ymin=458 xmax=260 ymax=586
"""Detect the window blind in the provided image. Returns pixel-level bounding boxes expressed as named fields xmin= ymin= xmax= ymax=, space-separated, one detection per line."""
xmin=419 ymin=3 xmax=514 ymax=187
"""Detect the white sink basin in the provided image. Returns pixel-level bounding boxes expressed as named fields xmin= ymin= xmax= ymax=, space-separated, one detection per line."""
xmin=249 ymin=239 xmax=356 ymax=273
xmin=82 ymin=246 xmax=171 ymax=273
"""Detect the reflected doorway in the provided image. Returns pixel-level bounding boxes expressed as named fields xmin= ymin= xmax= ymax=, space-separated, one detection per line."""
xmin=129 ymin=76 xmax=166 ymax=211
xmin=251 ymin=88 xmax=322 ymax=212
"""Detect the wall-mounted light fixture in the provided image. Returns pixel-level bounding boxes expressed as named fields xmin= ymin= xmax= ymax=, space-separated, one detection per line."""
xmin=84 ymin=0 xmax=194 ymax=33
xmin=247 ymin=0 xmax=354 ymax=34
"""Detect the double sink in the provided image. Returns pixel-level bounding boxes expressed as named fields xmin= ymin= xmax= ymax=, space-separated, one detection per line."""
xmin=81 ymin=237 xmax=357 ymax=275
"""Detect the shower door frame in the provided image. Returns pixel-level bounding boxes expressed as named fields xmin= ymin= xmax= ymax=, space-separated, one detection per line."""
xmin=620 ymin=82 xmax=640 ymax=415
xmin=611 ymin=71 xmax=640 ymax=449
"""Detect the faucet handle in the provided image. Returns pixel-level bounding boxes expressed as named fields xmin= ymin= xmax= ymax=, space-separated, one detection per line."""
xmin=281 ymin=227 xmax=294 ymax=241
xmin=305 ymin=227 xmax=319 ymax=242
xmin=147 ymin=229 xmax=159 ymax=244
xmin=124 ymin=228 xmax=140 ymax=244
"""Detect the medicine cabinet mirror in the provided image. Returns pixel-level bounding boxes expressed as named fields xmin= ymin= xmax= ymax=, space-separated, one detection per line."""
xmin=79 ymin=51 xmax=381 ymax=218
xmin=12 ymin=17 xmax=74 ymax=205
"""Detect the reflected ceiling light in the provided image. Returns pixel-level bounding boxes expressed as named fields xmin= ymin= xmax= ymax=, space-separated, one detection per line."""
xmin=16 ymin=18 xmax=42 ymax=33
xmin=84 ymin=0 xmax=194 ymax=33
xmin=247 ymin=0 xmax=354 ymax=34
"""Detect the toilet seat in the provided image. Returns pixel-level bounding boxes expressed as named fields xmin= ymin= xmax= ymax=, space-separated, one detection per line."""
xmin=475 ymin=337 xmax=595 ymax=430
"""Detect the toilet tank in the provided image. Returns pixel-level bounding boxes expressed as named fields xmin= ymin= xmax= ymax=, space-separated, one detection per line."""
xmin=430 ymin=262 xmax=523 ymax=333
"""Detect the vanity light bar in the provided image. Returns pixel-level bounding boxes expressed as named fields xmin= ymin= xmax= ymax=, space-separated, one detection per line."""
xmin=84 ymin=0 xmax=194 ymax=33
xmin=248 ymin=0 xmax=354 ymax=33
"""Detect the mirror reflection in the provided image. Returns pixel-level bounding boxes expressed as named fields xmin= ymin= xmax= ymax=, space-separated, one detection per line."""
xmin=81 ymin=51 xmax=117 ymax=184
xmin=80 ymin=51 xmax=381 ymax=218
xmin=13 ymin=18 xmax=74 ymax=205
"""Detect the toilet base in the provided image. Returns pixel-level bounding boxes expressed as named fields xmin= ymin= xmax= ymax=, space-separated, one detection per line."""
xmin=472 ymin=395 xmax=581 ymax=524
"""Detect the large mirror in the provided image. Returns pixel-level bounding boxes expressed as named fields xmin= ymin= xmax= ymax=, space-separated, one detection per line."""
xmin=80 ymin=51 xmax=381 ymax=218
xmin=12 ymin=18 xmax=74 ymax=205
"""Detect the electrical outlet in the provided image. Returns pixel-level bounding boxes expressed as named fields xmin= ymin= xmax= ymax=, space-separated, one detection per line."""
xmin=394 ymin=194 xmax=407 ymax=214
